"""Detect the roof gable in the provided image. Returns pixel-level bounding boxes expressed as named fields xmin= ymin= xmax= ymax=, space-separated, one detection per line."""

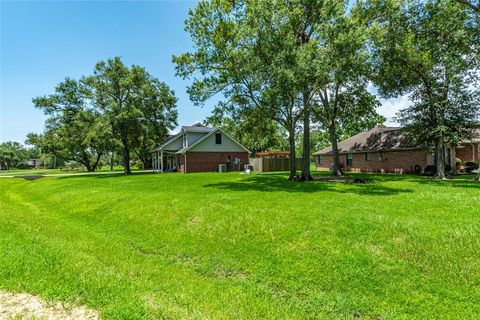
xmin=155 ymin=133 xmax=182 ymax=151
xmin=176 ymin=128 xmax=249 ymax=154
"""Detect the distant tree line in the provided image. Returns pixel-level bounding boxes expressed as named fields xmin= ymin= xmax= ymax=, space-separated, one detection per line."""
xmin=27 ymin=57 xmax=178 ymax=175
xmin=174 ymin=0 xmax=479 ymax=180
xmin=0 ymin=141 xmax=39 ymax=170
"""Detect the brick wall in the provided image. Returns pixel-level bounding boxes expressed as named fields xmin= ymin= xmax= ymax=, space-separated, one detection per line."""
xmin=183 ymin=152 xmax=249 ymax=173
xmin=315 ymin=149 xmax=431 ymax=173
xmin=455 ymin=143 xmax=479 ymax=163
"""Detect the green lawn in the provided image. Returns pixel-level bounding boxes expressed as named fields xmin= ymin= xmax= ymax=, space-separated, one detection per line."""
xmin=1 ymin=172 xmax=479 ymax=319
xmin=0 ymin=166 xmax=132 ymax=176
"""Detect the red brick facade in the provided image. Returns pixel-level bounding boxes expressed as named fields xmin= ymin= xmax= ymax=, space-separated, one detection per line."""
xmin=316 ymin=149 xmax=433 ymax=173
xmin=455 ymin=143 xmax=480 ymax=163
xmin=178 ymin=151 xmax=249 ymax=173
xmin=315 ymin=144 xmax=480 ymax=173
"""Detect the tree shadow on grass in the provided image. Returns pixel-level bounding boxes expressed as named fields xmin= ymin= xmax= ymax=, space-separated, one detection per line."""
xmin=315 ymin=171 xmax=479 ymax=190
xmin=203 ymin=173 xmax=413 ymax=196
xmin=390 ymin=174 xmax=480 ymax=189
xmin=54 ymin=171 xmax=156 ymax=180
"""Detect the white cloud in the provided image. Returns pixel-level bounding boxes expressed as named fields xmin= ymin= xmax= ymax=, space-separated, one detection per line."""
xmin=377 ymin=94 xmax=411 ymax=126
xmin=367 ymin=82 xmax=411 ymax=126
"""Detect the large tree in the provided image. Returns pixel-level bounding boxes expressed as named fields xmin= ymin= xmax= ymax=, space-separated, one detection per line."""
xmin=175 ymin=0 xmax=384 ymax=179
xmin=86 ymin=57 xmax=177 ymax=174
xmin=132 ymin=78 xmax=179 ymax=169
xmin=293 ymin=1 xmax=382 ymax=176
xmin=31 ymin=78 xmax=113 ymax=172
xmin=174 ymin=0 xmax=304 ymax=180
xmin=369 ymin=0 xmax=480 ymax=179
xmin=0 ymin=141 xmax=28 ymax=170
xmin=250 ymin=0 xmax=384 ymax=178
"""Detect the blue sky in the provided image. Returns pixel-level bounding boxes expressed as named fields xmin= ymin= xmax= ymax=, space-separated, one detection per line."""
xmin=0 ymin=0 xmax=209 ymax=143
xmin=0 ymin=0 xmax=402 ymax=143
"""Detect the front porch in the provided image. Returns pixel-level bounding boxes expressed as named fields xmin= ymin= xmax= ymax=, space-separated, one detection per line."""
xmin=152 ymin=150 xmax=178 ymax=173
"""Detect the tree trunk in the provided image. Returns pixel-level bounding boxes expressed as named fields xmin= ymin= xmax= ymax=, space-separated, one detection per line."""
xmin=110 ymin=153 xmax=114 ymax=171
xmin=142 ymin=157 xmax=150 ymax=170
xmin=91 ymin=153 xmax=102 ymax=172
xmin=288 ymin=126 xmax=297 ymax=181
xmin=329 ymin=122 xmax=343 ymax=176
xmin=122 ymin=139 xmax=132 ymax=175
xmin=301 ymin=94 xmax=313 ymax=181
xmin=434 ymin=141 xmax=446 ymax=179
xmin=84 ymin=162 xmax=93 ymax=172
xmin=140 ymin=151 xmax=150 ymax=170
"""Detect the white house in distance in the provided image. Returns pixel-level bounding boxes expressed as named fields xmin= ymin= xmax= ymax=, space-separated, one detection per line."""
xmin=152 ymin=123 xmax=249 ymax=173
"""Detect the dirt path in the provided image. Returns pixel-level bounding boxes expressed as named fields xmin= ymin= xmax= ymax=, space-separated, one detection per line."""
xmin=0 ymin=291 xmax=99 ymax=320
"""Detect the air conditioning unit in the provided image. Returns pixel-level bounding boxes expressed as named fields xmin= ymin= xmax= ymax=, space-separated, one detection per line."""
xmin=244 ymin=164 xmax=254 ymax=174
xmin=218 ymin=164 xmax=227 ymax=173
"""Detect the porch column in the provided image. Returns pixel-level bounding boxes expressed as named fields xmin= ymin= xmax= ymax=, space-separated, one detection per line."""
xmin=160 ymin=150 xmax=164 ymax=173
xmin=152 ymin=152 xmax=156 ymax=172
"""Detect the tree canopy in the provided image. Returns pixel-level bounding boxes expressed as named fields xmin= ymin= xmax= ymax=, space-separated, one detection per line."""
xmin=369 ymin=0 xmax=480 ymax=178
xmin=174 ymin=0 xmax=386 ymax=179
xmin=85 ymin=57 xmax=178 ymax=174
xmin=0 ymin=141 xmax=31 ymax=170
xmin=31 ymin=78 xmax=113 ymax=172
xmin=29 ymin=58 xmax=178 ymax=174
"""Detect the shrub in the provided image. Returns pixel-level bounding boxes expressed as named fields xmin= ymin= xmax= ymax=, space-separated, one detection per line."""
xmin=134 ymin=160 xmax=144 ymax=170
xmin=424 ymin=164 xmax=454 ymax=175
xmin=424 ymin=165 xmax=436 ymax=176
xmin=413 ymin=165 xmax=422 ymax=174
xmin=16 ymin=162 xmax=30 ymax=169
xmin=464 ymin=161 xmax=479 ymax=173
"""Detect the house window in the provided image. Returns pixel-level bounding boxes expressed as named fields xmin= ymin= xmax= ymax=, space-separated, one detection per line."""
xmin=319 ymin=155 xmax=324 ymax=165
xmin=346 ymin=153 xmax=353 ymax=166
xmin=379 ymin=152 xmax=384 ymax=162
xmin=215 ymin=133 xmax=222 ymax=144
xmin=365 ymin=153 xmax=372 ymax=161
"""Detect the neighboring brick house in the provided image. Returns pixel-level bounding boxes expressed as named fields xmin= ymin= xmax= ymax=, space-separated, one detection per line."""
xmin=314 ymin=127 xmax=480 ymax=173
xmin=152 ymin=123 xmax=249 ymax=173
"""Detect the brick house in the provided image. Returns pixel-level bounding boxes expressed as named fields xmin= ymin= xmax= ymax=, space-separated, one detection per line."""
xmin=152 ymin=123 xmax=249 ymax=173
xmin=314 ymin=127 xmax=480 ymax=173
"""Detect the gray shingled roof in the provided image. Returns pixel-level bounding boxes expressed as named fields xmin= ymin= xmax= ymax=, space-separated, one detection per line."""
xmin=181 ymin=123 xmax=214 ymax=133
xmin=313 ymin=127 xmax=420 ymax=155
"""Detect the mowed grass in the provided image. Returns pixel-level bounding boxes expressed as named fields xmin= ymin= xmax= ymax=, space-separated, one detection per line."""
xmin=0 ymin=166 xmax=132 ymax=176
xmin=0 ymin=172 xmax=479 ymax=319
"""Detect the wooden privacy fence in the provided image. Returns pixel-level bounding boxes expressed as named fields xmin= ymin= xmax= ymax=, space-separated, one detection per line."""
xmin=249 ymin=157 xmax=302 ymax=172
